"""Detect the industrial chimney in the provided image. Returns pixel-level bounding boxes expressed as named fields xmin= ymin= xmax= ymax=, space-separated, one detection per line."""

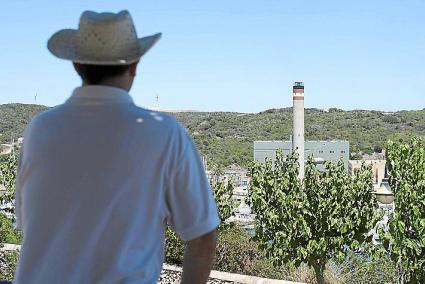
xmin=292 ymin=82 xmax=305 ymax=180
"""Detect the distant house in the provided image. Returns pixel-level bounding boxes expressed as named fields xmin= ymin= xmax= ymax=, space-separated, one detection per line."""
xmin=349 ymin=159 xmax=386 ymax=185
xmin=221 ymin=164 xmax=250 ymax=187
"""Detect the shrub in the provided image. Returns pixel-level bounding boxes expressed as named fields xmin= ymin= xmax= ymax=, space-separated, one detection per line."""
xmin=0 ymin=213 xmax=22 ymax=244
xmin=330 ymin=249 xmax=397 ymax=284
xmin=164 ymin=228 xmax=185 ymax=265
xmin=0 ymin=250 xmax=19 ymax=281
xmin=214 ymin=226 xmax=263 ymax=274
xmin=164 ymin=225 xmax=289 ymax=279
xmin=382 ymin=115 xmax=401 ymax=124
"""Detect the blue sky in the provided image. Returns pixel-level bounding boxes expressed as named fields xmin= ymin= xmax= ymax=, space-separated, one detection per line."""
xmin=1 ymin=0 xmax=424 ymax=112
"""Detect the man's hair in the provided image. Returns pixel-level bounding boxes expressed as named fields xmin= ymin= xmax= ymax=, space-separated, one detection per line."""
xmin=75 ymin=64 xmax=131 ymax=84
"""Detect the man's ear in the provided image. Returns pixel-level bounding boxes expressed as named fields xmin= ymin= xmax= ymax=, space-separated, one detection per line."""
xmin=129 ymin=61 xmax=139 ymax=77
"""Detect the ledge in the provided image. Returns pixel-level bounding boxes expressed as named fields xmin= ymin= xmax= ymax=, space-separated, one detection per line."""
xmin=163 ymin=264 xmax=305 ymax=284
xmin=1 ymin=244 xmax=305 ymax=284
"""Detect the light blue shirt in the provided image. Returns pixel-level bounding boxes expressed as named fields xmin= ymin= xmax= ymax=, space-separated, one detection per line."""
xmin=14 ymin=85 xmax=220 ymax=283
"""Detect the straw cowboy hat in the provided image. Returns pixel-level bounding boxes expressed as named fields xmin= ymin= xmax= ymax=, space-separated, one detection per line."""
xmin=48 ymin=10 xmax=161 ymax=65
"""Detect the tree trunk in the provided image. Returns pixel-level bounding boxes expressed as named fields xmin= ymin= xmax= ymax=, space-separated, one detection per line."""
xmin=398 ymin=266 xmax=404 ymax=284
xmin=313 ymin=262 xmax=325 ymax=284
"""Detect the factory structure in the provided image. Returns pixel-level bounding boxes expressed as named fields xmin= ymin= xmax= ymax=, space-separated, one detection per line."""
xmin=254 ymin=82 xmax=350 ymax=176
xmin=202 ymin=81 xmax=389 ymax=231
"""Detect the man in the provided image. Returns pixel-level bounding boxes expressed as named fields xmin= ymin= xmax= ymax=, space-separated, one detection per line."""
xmin=14 ymin=10 xmax=220 ymax=284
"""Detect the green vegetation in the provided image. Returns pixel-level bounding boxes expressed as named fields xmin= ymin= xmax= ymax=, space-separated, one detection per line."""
xmin=330 ymin=250 xmax=397 ymax=284
xmin=213 ymin=226 xmax=287 ymax=279
xmin=0 ymin=153 xmax=22 ymax=282
xmin=0 ymin=213 xmax=21 ymax=245
xmin=0 ymin=104 xmax=48 ymax=144
xmin=2 ymin=103 xmax=424 ymax=168
xmin=380 ymin=138 xmax=425 ymax=283
xmin=247 ymin=151 xmax=381 ymax=283
xmin=0 ymin=250 xmax=19 ymax=281
xmin=1 ymin=103 xmax=425 ymax=282
xmin=0 ymin=154 xmax=18 ymax=213
xmin=0 ymin=154 xmax=22 ymax=244
xmin=165 ymin=225 xmax=289 ymax=279
xmin=173 ymin=108 xmax=425 ymax=168
xmin=211 ymin=179 xmax=237 ymax=226
xmin=165 ymin=176 xmax=238 ymax=266
xmin=166 ymin=225 xmax=398 ymax=283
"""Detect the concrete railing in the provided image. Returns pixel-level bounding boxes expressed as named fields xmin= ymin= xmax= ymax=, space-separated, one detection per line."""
xmin=1 ymin=244 xmax=305 ymax=284
xmin=163 ymin=264 xmax=305 ymax=284
xmin=0 ymin=244 xmax=20 ymax=251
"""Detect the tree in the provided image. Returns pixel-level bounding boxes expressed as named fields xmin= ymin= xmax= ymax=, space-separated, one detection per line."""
xmin=380 ymin=138 xmax=425 ymax=283
xmin=247 ymin=151 xmax=381 ymax=284
xmin=0 ymin=153 xmax=22 ymax=245
xmin=211 ymin=179 xmax=237 ymax=227
xmin=373 ymin=145 xmax=383 ymax=153
xmin=165 ymin=178 xmax=238 ymax=264
xmin=0 ymin=154 xmax=18 ymax=214
xmin=0 ymin=249 xmax=19 ymax=281
xmin=0 ymin=213 xmax=21 ymax=244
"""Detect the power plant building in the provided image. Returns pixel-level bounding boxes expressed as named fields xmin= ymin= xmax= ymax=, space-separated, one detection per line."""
xmin=254 ymin=140 xmax=350 ymax=171
xmin=254 ymin=82 xmax=350 ymax=172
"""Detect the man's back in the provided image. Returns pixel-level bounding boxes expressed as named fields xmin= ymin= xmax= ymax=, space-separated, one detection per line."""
xmin=14 ymin=86 xmax=220 ymax=283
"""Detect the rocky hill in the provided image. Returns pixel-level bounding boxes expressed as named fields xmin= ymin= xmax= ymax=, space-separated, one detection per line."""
xmin=1 ymin=104 xmax=424 ymax=168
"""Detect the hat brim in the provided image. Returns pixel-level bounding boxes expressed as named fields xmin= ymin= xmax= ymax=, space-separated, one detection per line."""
xmin=47 ymin=29 xmax=161 ymax=65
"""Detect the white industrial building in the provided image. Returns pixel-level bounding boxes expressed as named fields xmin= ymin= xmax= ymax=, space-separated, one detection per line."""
xmin=254 ymin=82 xmax=350 ymax=173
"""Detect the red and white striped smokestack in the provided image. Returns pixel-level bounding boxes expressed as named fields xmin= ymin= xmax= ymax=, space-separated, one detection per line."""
xmin=293 ymin=82 xmax=304 ymax=180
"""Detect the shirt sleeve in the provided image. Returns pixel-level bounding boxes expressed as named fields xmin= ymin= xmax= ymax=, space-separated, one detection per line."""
xmin=166 ymin=133 xmax=220 ymax=242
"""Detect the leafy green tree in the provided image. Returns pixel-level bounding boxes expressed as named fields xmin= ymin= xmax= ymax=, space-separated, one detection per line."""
xmin=0 ymin=154 xmax=18 ymax=214
xmin=164 ymin=227 xmax=185 ymax=265
xmin=0 ymin=154 xmax=22 ymax=244
xmin=0 ymin=213 xmax=21 ymax=244
xmin=380 ymin=138 xmax=425 ymax=283
xmin=248 ymin=151 xmax=380 ymax=284
xmin=0 ymin=250 xmax=19 ymax=281
xmin=165 ymin=178 xmax=238 ymax=264
xmin=211 ymin=179 xmax=237 ymax=227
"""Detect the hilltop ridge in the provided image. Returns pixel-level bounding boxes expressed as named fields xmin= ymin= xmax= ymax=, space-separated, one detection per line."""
xmin=1 ymin=103 xmax=424 ymax=168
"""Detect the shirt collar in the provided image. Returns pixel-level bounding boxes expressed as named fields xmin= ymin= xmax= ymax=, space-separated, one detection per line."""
xmin=66 ymin=85 xmax=134 ymax=105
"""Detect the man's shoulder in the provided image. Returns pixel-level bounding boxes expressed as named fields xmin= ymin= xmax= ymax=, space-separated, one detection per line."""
xmin=126 ymin=105 xmax=192 ymax=156
xmin=128 ymin=105 xmax=186 ymax=134
xmin=26 ymin=105 xmax=65 ymax=128
xmin=26 ymin=104 xmax=189 ymax=142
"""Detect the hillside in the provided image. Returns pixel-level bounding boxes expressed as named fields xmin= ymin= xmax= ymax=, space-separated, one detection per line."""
xmin=173 ymin=108 xmax=425 ymax=168
xmin=1 ymin=104 xmax=424 ymax=168
xmin=0 ymin=104 xmax=48 ymax=143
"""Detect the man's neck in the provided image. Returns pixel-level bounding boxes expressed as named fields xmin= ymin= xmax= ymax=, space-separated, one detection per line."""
xmin=82 ymin=79 xmax=130 ymax=92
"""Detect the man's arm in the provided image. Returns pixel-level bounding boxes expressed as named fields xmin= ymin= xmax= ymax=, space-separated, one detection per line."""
xmin=181 ymin=230 xmax=217 ymax=284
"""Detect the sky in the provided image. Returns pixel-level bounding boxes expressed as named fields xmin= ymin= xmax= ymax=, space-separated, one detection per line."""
xmin=0 ymin=0 xmax=424 ymax=112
